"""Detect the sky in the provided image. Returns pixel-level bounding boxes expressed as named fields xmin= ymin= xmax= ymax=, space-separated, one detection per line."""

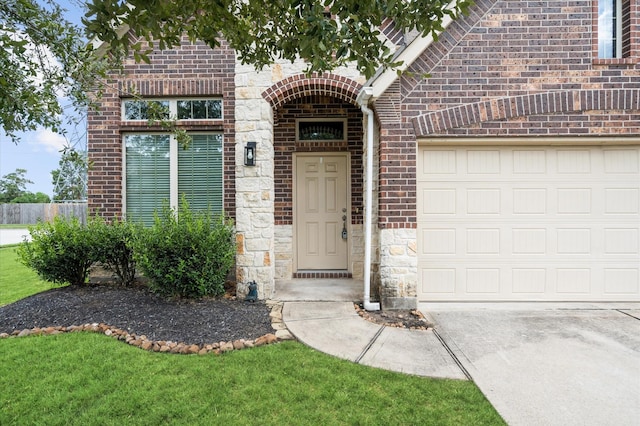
xmin=0 ymin=0 xmax=87 ymax=197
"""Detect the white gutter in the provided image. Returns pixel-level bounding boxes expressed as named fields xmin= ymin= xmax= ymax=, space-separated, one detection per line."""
xmin=357 ymin=87 xmax=380 ymax=311
xmin=354 ymin=3 xmax=459 ymax=311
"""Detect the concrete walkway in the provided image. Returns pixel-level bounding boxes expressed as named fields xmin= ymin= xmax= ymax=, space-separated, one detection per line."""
xmin=282 ymin=297 xmax=640 ymax=426
xmin=282 ymin=301 xmax=468 ymax=379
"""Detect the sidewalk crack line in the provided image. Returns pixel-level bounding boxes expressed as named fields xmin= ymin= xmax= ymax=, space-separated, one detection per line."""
xmin=355 ymin=325 xmax=385 ymax=364
xmin=616 ymin=309 xmax=640 ymax=321
xmin=433 ymin=329 xmax=473 ymax=381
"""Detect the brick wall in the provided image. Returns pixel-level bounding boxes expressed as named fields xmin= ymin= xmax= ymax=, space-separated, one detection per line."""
xmin=273 ymin=96 xmax=364 ymax=225
xmin=87 ymin=36 xmax=236 ymax=219
xmin=402 ymin=0 xmax=640 ymax=134
xmin=372 ymin=0 xmax=640 ymax=228
xmin=374 ymin=81 xmax=417 ymax=230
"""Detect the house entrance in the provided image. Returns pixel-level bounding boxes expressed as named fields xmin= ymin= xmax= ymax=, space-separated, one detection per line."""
xmin=295 ymin=153 xmax=349 ymax=271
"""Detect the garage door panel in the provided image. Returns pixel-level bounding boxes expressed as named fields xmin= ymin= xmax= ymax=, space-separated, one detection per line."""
xmin=604 ymin=228 xmax=639 ymax=254
xmin=419 ymin=262 xmax=639 ymax=301
xmin=512 ymin=268 xmax=547 ymax=294
xmin=605 ymin=188 xmax=639 ymax=214
xmin=418 ymin=145 xmax=640 ymax=302
xmin=604 ymin=269 xmax=639 ymax=294
xmin=513 ymin=188 xmax=547 ymax=214
xmin=420 ymin=189 xmax=456 ymax=214
xmin=557 ymin=149 xmax=593 ymax=174
xmin=603 ymin=149 xmax=639 ymax=173
xmin=467 ymin=228 xmax=500 ymax=254
xmin=513 ymin=149 xmax=548 ymax=174
xmin=419 ymin=224 xmax=635 ymax=260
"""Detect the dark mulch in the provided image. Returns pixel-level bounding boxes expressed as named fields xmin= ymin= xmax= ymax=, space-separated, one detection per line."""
xmin=355 ymin=303 xmax=432 ymax=330
xmin=0 ymin=284 xmax=274 ymax=345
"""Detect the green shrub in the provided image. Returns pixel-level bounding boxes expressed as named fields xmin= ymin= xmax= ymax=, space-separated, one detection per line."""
xmin=17 ymin=216 xmax=94 ymax=286
xmin=91 ymin=216 xmax=139 ymax=286
xmin=133 ymin=198 xmax=235 ymax=298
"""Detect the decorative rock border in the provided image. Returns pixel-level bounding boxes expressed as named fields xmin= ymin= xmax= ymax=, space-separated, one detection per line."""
xmin=0 ymin=300 xmax=295 ymax=355
xmin=353 ymin=303 xmax=431 ymax=330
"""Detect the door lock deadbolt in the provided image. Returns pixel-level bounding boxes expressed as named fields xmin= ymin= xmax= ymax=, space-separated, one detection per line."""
xmin=341 ymin=210 xmax=348 ymax=240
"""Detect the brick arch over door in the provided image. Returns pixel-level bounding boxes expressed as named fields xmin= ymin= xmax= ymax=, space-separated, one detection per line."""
xmin=412 ymin=89 xmax=640 ymax=136
xmin=262 ymin=73 xmax=362 ymax=108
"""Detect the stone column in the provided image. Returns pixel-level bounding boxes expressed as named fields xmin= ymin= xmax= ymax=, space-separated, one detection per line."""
xmin=379 ymin=228 xmax=418 ymax=310
xmin=234 ymin=67 xmax=276 ymax=300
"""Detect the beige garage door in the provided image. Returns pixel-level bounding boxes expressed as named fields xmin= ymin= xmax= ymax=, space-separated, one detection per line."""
xmin=417 ymin=145 xmax=640 ymax=301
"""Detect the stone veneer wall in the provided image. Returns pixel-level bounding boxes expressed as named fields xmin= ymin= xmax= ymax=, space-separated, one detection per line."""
xmin=379 ymin=228 xmax=417 ymax=309
xmin=274 ymin=224 xmax=365 ymax=280
xmin=234 ymin=63 xmax=365 ymax=298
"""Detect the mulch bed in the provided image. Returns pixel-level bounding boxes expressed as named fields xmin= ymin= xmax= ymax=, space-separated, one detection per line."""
xmin=354 ymin=303 xmax=432 ymax=330
xmin=0 ymin=284 xmax=274 ymax=345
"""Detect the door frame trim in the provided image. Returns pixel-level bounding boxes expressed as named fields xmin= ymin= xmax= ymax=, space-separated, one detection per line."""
xmin=292 ymin=152 xmax=352 ymax=273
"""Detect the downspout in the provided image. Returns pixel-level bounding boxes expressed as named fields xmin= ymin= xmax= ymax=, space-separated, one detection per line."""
xmin=358 ymin=87 xmax=381 ymax=311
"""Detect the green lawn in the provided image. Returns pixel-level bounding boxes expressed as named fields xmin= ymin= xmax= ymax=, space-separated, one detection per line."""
xmin=0 ymin=224 xmax=33 ymax=229
xmin=0 ymin=336 xmax=504 ymax=425
xmin=0 ymin=248 xmax=505 ymax=425
xmin=0 ymin=245 xmax=65 ymax=306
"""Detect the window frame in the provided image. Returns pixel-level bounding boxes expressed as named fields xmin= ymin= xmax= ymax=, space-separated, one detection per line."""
xmin=594 ymin=0 xmax=636 ymax=64
xmin=122 ymin=98 xmax=223 ymax=121
xmin=598 ymin=0 xmax=623 ymax=59
xmin=122 ymin=132 xmax=224 ymax=224
xmin=296 ymin=118 xmax=348 ymax=142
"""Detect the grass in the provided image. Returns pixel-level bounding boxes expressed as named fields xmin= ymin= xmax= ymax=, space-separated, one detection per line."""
xmin=0 ymin=245 xmax=65 ymax=306
xmin=0 ymin=248 xmax=505 ymax=425
xmin=0 ymin=336 xmax=504 ymax=425
xmin=0 ymin=224 xmax=33 ymax=229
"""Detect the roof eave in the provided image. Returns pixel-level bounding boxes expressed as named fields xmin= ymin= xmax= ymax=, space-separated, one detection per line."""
xmin=366 ymin=8 xmax=456 ymax=100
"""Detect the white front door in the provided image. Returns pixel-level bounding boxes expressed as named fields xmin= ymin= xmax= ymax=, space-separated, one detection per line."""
xmin=295 ymin=153 xmax=349 ymax=270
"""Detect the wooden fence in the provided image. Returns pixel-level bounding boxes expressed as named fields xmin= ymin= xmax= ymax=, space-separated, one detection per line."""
xmin=0 ymin=203 xmax=87 ymax=225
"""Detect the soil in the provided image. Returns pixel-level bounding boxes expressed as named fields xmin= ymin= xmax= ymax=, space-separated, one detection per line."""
xmin=0 ymin=284 xmax=274 ymax=345
xmin=354 ymin=303 xmax=432 ymax=330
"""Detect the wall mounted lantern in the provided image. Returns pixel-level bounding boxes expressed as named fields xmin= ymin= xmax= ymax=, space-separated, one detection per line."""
xmin=244 ymin=141 xmax=256 ymax=166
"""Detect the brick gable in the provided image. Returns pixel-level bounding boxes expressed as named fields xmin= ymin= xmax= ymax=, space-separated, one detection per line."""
xmin=373 ymin=0 xmax=640 ymax=228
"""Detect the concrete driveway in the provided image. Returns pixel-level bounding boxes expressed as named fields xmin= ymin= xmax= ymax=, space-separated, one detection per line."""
xmin=424 ymin=303 xmax=640 ymax=426
xmin=0 ymin=229 xmax=30 ymax=246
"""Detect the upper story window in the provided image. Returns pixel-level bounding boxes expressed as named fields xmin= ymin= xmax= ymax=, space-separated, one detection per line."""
xmin=122 ymin=99 xmax=223 ymax=121
xmin=124 ymin=100 xmax=170 ymax=120
xmin=597 ymin=0 xmax=635 ymax=61
xmin=177 ymin=100 xmax=222 ymax=120
xmin=598 ymin=0 xmax=623 ymax=58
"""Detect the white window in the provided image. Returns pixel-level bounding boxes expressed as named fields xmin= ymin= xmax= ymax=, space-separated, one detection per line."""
xmin=122 ymin=99 xmax=223 ymax=121
xmin=177 ymin=100 xmax=222 ymax=120
xmin=124 ymin=133 xmax=223 ymax=225
xmin=598 ymin=0 xmax=624 ymax=59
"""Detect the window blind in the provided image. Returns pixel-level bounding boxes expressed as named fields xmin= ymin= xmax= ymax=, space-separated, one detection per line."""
xmin=125 ymin=135 xmax=171 ymax=225
xmin=177 ymin=134 xmax=224 ymax=215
